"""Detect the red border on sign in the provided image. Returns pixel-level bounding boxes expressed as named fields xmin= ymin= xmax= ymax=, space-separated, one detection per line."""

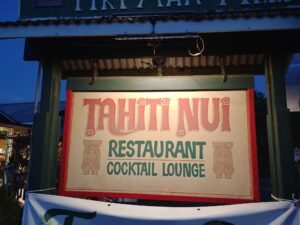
xmin=59 ymin=90 xmax=73 ymax=195
xmin=247 ymin=89 xmax=260 ymax=202
xmin=59 ymin=89 xmax=260 ymax=204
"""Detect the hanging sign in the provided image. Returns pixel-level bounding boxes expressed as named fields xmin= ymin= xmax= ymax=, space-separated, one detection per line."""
xmin=60 ymin=90 xmax=259 ymax=203
xmin=20 ymin=0 xmax=300 ymax=19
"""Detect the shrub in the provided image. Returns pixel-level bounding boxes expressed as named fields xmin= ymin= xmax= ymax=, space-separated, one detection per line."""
xmin=0 ymin=187 xmax=21 ymax=225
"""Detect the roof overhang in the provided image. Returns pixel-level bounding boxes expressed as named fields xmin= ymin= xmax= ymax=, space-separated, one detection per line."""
xmin=1 ymin=8 xmax=299 ymax=77
xmin=1 ymin=15 xmax=300 ymax=39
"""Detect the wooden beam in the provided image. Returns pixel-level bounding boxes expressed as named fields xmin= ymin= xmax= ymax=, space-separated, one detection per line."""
xmin=62 ymin=66 xmax=263 ymax=78
xmin=265 ymin=53 xmax=296 ymax=198
xmin=67 ymin=75 xmax=254 ymax=91
xmin=24 ymin=30 xmax=300 ymax=61
xmin=28 ymin=58 xmax=62 ymax=192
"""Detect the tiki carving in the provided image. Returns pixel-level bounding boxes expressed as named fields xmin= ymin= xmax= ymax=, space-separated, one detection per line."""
xmin=212 ymin=142 xmax=234 ymax=179
xmin=81 ymin=140 xmax=102 ymax=175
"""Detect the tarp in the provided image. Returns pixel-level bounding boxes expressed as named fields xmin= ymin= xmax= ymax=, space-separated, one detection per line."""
xmin=22 ymin=193 xmax=299 ymax=225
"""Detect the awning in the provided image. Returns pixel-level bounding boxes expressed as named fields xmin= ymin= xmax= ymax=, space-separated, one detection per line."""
xmin=1 ymin=10 xmax=300 ymax=39
xmin=62 ymin=54 xmax=264 ymax=77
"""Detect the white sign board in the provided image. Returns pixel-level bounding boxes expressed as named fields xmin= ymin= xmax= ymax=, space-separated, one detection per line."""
xmin=60 ymin=90 xmax=259 ymax=203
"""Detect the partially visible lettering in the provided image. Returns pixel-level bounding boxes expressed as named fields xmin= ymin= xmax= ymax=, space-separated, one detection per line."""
xmin=43 ymin=209 xmax=96 ymax=225
xmin=74 ymin=0 xmax=296 ymax=12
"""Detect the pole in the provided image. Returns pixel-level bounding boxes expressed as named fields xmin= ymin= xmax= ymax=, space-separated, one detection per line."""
xmin=265 ymin=53 xmax=295 ymax=199
xmin=28 ymin=58 xmax=62 ymax=192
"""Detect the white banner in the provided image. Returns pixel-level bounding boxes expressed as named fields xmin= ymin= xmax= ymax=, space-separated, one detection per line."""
xmin=23 ymin=193 xmax=299 ymax=225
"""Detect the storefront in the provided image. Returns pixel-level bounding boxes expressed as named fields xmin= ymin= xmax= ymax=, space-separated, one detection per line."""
xmin=1 ymin=0 xmax=300 ymax=205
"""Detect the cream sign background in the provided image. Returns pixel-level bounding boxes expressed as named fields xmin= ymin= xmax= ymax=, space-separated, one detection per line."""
xmin=62 ymin=90 xmax=258 ymax=202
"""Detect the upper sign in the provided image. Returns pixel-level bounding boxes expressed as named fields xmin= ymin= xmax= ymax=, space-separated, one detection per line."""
xmin=60 ymin=89 xmax=259 ymax=203
xmin=20 ymin=0 xmax=300 ymax=19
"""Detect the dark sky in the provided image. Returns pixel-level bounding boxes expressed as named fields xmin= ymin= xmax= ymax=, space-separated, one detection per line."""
xmin=0 ymin=1 xmax=39 ymax=103
xmin=0 ymin=1 xmax=67 ymax=103
xmin=0 ymin=1 xmax=299 ymax=104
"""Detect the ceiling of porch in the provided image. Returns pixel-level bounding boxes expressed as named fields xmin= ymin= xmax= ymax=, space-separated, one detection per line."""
xmin=62 ymin=54 xmax=264 ymax=77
